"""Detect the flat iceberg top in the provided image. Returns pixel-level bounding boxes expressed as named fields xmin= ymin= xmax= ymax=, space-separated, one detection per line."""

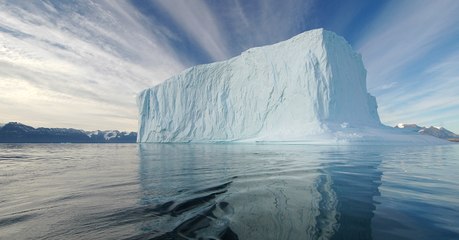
xmin=137 ymin=29 xmax=447 ymax=145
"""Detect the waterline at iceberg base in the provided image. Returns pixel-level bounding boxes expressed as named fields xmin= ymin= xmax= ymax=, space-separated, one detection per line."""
xmin=137 ymin=29 xmax=445 ymax=144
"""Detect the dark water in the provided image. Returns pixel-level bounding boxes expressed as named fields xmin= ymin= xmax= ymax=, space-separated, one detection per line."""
xmin=0 ymin=143 xmax=458 ymax=240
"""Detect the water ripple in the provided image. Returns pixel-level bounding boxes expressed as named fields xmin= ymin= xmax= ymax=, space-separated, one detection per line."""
xmin=0 ymin=144 xmax=458 ymax=239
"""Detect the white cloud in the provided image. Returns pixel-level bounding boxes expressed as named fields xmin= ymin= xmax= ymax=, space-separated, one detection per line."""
xmin=0 ymin=0 xmax=185 ymax=131
xmin=356 ymin=0 xmax=459 ymax=133
xmin=154 ymin=0 xmax=314 ymax=61
xmin=358 ymin=1 xmax=459 ymax=86
xmin=234 ymin=0 xmax=314 ymax=48
xmin=2 ymin=0 xmax=457 ymax=134
xmin=0 ymin=0 xmax=317 ymax=131
xmin=154 ymin=0 xmax=231 ymax=61
xmin=377 ymin=51 xmax=459 ymax=130
xmin=370 ymin=82 xmax=397 ymax=91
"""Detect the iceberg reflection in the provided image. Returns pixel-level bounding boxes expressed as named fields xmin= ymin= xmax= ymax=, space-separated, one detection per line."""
xmin=136 ymin=144 xmax=383 ymax=239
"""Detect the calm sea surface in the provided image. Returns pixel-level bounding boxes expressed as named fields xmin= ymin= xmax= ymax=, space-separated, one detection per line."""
xmin=0 ymin=143 xmax=458 ymax=240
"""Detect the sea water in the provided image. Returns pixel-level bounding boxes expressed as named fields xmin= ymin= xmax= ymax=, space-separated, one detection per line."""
xmin=0 ymin=143 xmax=458 ymax=239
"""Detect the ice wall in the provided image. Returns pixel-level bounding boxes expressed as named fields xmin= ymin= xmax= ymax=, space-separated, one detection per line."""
xmin=137 ymin=29 xmax=382 ymax=142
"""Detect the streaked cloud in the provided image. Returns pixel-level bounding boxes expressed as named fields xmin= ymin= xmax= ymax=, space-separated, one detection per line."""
xmin=1 ymin=0 xmax=458 ymax=133
xmin=154 ymin=0 xmax=231 ymax=61
xmin=0 ymin=0 xmax=314 ymax=131
xmin=371 ymin=82 xmax=397 ymax=91
xmin=356 ymin=0 xmax=459 ymax=132
xmin=0 ymin=0 xmax=184 ymax=130
xmin=223 ymin=0 xmax=314 ymax=52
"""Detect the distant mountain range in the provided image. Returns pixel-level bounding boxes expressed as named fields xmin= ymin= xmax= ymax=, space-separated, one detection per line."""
xmin=395 ymin=123 xmax=459 ymax=142
xmin=0 ymin=122 xmax=136 ymax=143
xmin=0 ymin=121 xmax=456 ymax=143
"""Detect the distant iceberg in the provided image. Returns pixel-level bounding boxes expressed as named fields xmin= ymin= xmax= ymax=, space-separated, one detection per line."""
xmin=137 ymin=29 xmax=446 ymax=144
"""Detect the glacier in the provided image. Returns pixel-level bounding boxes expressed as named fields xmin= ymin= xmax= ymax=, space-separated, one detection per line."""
xmin=137 ymin=29 xmax=446 ymax=144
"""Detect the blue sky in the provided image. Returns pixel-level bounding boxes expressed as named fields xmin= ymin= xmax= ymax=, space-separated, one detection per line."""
xmin=1 ymin=0 xmax=458 ymax=132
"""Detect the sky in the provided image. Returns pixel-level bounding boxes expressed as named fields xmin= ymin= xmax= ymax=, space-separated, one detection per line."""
xmin=1 ymin=0 xmax=458 ymax=132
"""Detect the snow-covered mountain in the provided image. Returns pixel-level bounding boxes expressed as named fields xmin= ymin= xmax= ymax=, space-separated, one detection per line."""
xmin=0 ymin=122 xmax=136 ymax=143
xmin=395 ymin=123 xmax=423 ymax=131
xmin=395 ymin=123 xmax=459 ymax=140
xmin=137 ymin=29 xmax=446 ymax=144
xmin=85 ymin=130 xmax=137 ymax=143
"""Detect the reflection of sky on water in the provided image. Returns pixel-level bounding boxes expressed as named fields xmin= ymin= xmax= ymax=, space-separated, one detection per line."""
xmin=137 ymin=144 xmax=384 ymax=239
xmin=0 ymin=144 xmax=457 ymax=239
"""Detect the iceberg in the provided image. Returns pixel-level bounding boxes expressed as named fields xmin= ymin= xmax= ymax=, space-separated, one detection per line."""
xmin=137 ymin=29 xmax=446 ymax=144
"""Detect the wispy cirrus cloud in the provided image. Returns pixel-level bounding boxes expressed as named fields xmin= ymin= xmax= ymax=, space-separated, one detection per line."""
xmin=0 ymin=0 xmax=317 ymax=131
xmin=0 ymin=0 xmax=313 ymax=131
xmin=377 ymin=52 xmax=459 ymax=130
xmin=357 ymin=0 xmax=459 ymax=88
xmin=154 ymin=0 xmax=231 ymax=61
xmin=152 ymin=0 xmax=314 ymax=62
xmin=223 ymin=0 xmax=314 ymax=52
xmin=0 ymin=0 xmax=185 ymax=130
xmin=356 ymin=0 xmax=459 ymax=132
xmin=1 ymin=0 xmax=458 ymax=133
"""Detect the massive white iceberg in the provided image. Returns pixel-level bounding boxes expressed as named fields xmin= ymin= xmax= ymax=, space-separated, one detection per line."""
xmin=137 ymin=29 xmax=446 ymax=144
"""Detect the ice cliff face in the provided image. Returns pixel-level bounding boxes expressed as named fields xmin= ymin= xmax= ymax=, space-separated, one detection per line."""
xmin=137 ymin=29 xmax=382 ymax=142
